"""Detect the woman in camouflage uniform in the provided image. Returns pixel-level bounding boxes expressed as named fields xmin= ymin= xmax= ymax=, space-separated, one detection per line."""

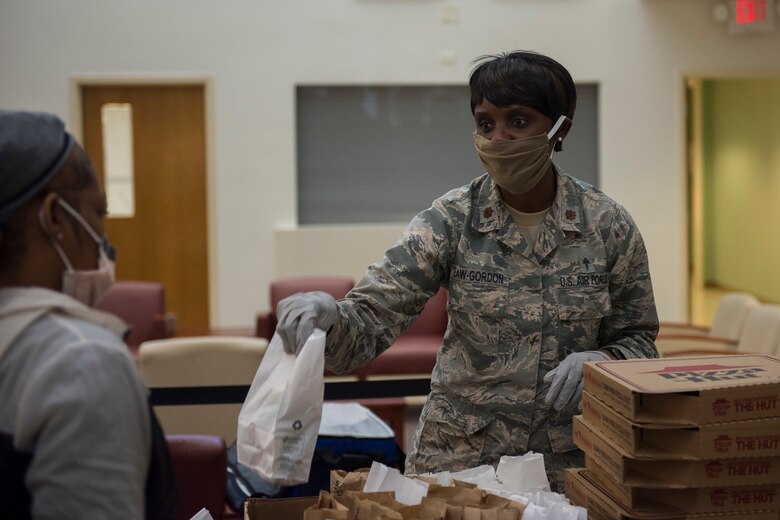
xmin=277 ymin=51 xmax=659 ymax=491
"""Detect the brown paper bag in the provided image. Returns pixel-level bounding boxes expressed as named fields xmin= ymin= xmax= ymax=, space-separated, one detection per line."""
xmin=460 ymin=504 xmax=521 ymax=520
xmin=356 ymin=498 xmax=403 ymax=520
xmin=421 ymin=496 xmax=463 ymax=520
xmin=412 ymin=475 xmax=440 ymax=486
xmin=426 ymin=485 xmax=484 ymax=506
xmin=305 ymin=509 xmax=351 ymax=520
xmin=451 ymin=480 xmax=479 ymax=489
xmin=331 ymin=468 xmax=370 ymax=498
xmin=444 ymin=508 xmax=463 ymax=520
xmin=462 ymin=506 xmax=497 ymax=520
xmin=481 ymin=494 xmax=525 ymax=518
xmin=341 ymin=490 xmax=399 ymax=518
xmin=304 ymin=490 xmax=351 ymax=520
xmin=396 ymin=503 xmax=446 ymax=520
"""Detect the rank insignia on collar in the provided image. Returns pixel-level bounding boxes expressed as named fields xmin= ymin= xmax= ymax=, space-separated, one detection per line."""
xmin=564 ymin=209 xmax=579 ymax=223
xmin=483 ymin=207 xmax=494 ymax=219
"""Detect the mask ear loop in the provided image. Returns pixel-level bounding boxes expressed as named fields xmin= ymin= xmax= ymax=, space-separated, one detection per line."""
xmin=57 ymin=199 xmax=103 ymax=244
xmin=57 ymin=198 xmax=117 ymax=263
xmin=547 ymin=115 xmax=568 ymax=158
xmin=38 ymin=203 xmax=75 ymax=273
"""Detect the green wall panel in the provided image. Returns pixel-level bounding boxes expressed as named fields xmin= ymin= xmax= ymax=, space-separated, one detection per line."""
xmin=702 ymin=78 xmax=780 ymax=302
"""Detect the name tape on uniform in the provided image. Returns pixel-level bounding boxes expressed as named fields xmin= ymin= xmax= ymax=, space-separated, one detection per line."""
xmin=558 ymin=272 xmax=610 ymax=289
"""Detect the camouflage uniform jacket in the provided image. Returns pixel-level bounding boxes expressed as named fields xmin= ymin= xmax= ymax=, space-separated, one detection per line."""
xmin=325 ymin=171 xmax=659 ymax=474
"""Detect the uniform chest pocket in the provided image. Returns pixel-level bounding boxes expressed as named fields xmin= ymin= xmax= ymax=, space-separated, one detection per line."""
xmin=448 ymin=267 xmax=508 ymax=317
xmin=447 ymin=268 xmax=507 ymax=346
xmin=556 ymin=285 xmax=612 ymax=321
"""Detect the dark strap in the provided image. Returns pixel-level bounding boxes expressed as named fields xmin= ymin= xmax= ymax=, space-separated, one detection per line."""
xmin=0 ymin=432 xmax=32 ymax=520
xmin=149 ymin=377 xmax=432 ymax=406
xmin=145 ymin=403 xmax=177 ymax=520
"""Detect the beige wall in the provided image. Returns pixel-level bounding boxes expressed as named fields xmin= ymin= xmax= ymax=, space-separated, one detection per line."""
xmin=2 ymin=0 xmax=780 ymax=326
xmin=274 ymin=225 xmax=405 ymax=282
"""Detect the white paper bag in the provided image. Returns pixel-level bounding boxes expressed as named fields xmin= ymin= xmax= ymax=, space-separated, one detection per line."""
xmin=236 ymin=328 xmax=325 ymax=485
xmin=496 ymin=451 xmax=551 ymax=493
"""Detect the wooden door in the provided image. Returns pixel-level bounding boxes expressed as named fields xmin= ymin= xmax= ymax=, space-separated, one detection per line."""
xmin=81 ymin=85 xmax=209 ymax=332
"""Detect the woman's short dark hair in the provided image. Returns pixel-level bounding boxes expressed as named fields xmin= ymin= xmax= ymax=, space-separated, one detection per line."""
xmin=469 ymin=50 xmax=577 ymax=122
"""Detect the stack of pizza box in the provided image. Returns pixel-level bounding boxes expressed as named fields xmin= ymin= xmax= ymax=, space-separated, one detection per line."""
xmin=565 ymin=354 xmax=780 ymax=520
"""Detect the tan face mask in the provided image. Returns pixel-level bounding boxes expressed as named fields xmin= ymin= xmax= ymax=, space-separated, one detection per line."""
xmin=474 ymin=115 xmax=567 ymax=195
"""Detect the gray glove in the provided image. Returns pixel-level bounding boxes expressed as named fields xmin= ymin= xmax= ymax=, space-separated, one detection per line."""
xmin=544 ymin=350 xmax=610 ymax=412
xmin=276 ymin=291 xmax=338 ymax=355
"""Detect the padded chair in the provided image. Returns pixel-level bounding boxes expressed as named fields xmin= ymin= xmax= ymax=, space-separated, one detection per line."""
xmin=660 ymin=304 xmax=780 ymax=357
xmin=658 ymin=292 xmax=760 ymax=340
xmin=139 ymin=337 xmax=268 ymax=444
xmin=95 ymin=280 xmax=176 ymax=356
xmin=255 ymin=276 xmax=355 ymax=339
xmin=166 ymin=434 xmax=229 ymax=520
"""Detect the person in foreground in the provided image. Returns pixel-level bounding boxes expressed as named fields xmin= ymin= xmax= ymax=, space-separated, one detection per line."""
xmin=0 ymin=110 xmax=174 ymax=519
xmin=277 ymin=51 xmax=659 ymax=491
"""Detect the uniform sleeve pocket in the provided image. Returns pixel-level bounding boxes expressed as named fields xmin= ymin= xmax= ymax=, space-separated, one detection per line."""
xmin=557 ymin=286 xmax=612 ymax=321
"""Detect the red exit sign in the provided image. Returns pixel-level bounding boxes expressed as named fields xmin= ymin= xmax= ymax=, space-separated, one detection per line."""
xmin=736 ymin=0 xmax=768 ymax=24
xmin=724 ymin=0 xmax=776 ymax=33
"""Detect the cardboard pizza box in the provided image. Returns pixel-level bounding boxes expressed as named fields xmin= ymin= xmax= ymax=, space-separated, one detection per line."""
xmin=583 ymin=355 xmax=780 ymax=426
xmin=582 ymin=391 xmax=780 ymax=459
xmin=573 ymin=415 xmax=780 ymax=488
xmin=585 ymin=455 xmax=780 ymax=514
xmin=566 ymin=468 xmax=780 ymax=520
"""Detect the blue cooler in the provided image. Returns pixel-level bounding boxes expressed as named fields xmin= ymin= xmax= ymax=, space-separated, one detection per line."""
xmin=283 ymin=402 xmax=401 ymax=497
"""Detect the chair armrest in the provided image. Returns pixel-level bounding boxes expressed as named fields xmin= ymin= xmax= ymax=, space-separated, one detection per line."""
xmin=658 ymin=322 xmax=710 ymax=337
xmin=255 ymin=312 xmax=275 ymax=339
xmin=655 ymin=334 xmax=737 ymax=356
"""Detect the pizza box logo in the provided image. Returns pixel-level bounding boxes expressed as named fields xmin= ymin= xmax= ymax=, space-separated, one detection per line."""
xmin=642 ymin=364 xmax=765 ymax=383
xmin=713 ymin=398 xmax=732 ymax=416
xmin=706 ymin=460 xmax=725 ymax=478
xmin=709 ymin=489 xmax=729 ymax=507
xmin=714 ymin=434 xmax=733 ymax=453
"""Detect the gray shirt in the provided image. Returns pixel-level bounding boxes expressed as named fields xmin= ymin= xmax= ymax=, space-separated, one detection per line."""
xmin=0 ymin=287 xmax=151 ymax=519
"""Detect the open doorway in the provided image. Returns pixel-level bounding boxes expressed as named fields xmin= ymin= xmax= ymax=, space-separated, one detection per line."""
xmin=686 ymin=75 xmax=780 ymax=326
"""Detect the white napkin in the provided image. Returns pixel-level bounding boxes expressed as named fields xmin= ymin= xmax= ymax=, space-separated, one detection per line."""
xmin=189 ymin=508 xmax=214 ymax=520
xmin=364 ymin=461 xmax=429 ymax=505
xmin=496 ymin=451 xmax=550 ymax=492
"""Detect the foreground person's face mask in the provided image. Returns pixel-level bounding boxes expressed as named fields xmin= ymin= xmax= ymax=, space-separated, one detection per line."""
xmin=474 ymin=114 xmax=567 ymax=195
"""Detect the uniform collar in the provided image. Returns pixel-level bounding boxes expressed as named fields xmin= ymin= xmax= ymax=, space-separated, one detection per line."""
xmin=550 ymin=171 xmax=586 ymax=235
xmin=473 ymin=169 xmax=585 ymax=236
xmin=473 ymin=174 xmax=506 ymax=234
